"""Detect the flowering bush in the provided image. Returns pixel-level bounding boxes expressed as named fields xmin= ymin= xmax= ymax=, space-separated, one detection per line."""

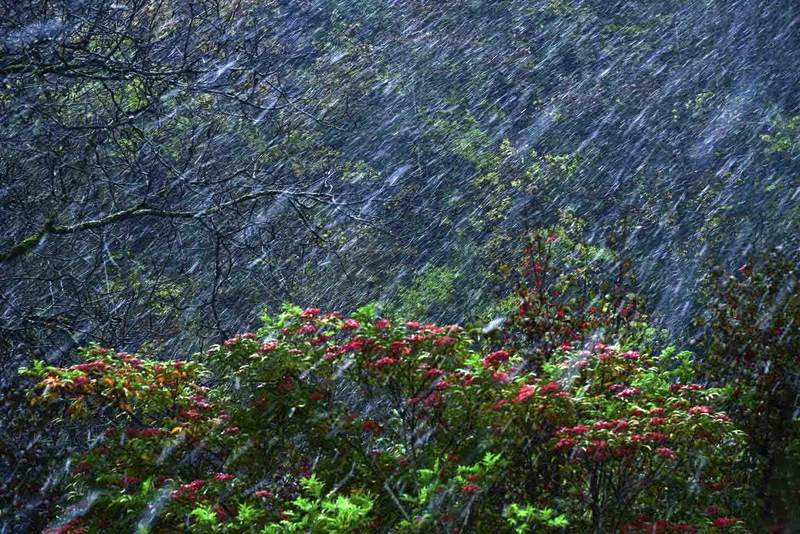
xmin=16 ymin=228 xmax=762 ymax=532
xmin=21 ymin=305 xmax=748 ymax=532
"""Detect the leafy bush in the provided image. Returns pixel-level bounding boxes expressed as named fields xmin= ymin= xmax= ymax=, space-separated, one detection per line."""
xmin=19 ymin=231 xmax=752 ymax=533
xmin=697 ymin=248 xmax=800 ymax=529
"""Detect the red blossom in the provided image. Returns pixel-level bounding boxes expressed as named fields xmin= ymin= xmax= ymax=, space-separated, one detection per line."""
xmin=560 ymin=424 xmax=590 ymax=435
xmin=223 ymin=337 xmax=240 ymax=348
xmin=462 ymin=483 xmax=481 ymax=494
xmin=705 ymin=505 xmax=721 ymax=516
xmin=491 ymin=371 xmax=510 ymax=383
xmin=361 ymin=419 xmax=382 ymax=433
xmin=538 ymin=381 xmax=561 ymax=395
xmin=297 ymin=324 xmax=317 ymax=335
xmin=593 ymin=420 xmax=614 ymax=430
xmin=260 ymin=341 xmax=279 ymax=353
xmin=390 ymin=341 xmax=411 ymax=356
xmin=342 ymin=319 xmax=360 ymax=330
xmin=423 ymin=392 xmax=442 ymax=407
xmin=644 ymin=431 xmax=667 ymax=442
xmin=301 ymin=307 xmax=321 ymax=318
xmin=513 ymin=384 xmax=535 ymax=403
xmin=72 ymin=361 xmax=108 ymax=373
xmin=434 ymin=335 xmax=456 ymax=347
xmin=278 ymin=376 xmax=295 ymax=391
xmin=73 ymin=375 xmax=90 ymax=386
xmin=374 ymin=319 xmax=391 ymax=330
xmin=482 ymin=350 xmax=510 ymax=368
xmin=214 ymin=473 xmax=236 ymax=482
xmin=73 ymin=462 xmax=91 ymax=474
xmin=554 ymin=438 xmax=577 ymax=450
xmin=656 ymin=447 xmax=677 ymax=459
xmin=492 ymin=399 xmax=510 ymax=411
xmin=622 ymin=351 xmax=640 ymax=360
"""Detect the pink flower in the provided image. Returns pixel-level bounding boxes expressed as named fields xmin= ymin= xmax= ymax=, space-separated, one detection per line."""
xmin=255 ymin=490 xmax=273 ymax=499
xmin=513 ymin=384 xmax=535 ymax=403
xmin=372 ymin=357 xmax=398 ymax=368
xmin=434 ymin=379 xmax=450 ymax=390
xmin=426 ymin=368 xmax=446 ymax=378
xmin=342 ymin=319 xmax=360 ymax=330
xmin=688 ymin=405 xmax=713 ymax=415
xmin=300 ymin=308 xmax=321 ymax=318
xmin=214 ymin=473 xmax=236 ymax=482
xmin=655 ymin=447 xmax=676 ymax=459
xmin=374 ymin=319 xmax=391 ymax=330
xmin=650 ymin=417 xmax=666 ymax=426
xmin=712 ymin=517 xmax=738 ymax=527
xmin=405 ymin=321 xmax=420 ymax=329
xmin=297 ymin=324 xmax=317 ymax=335
xmin=343 ymin=339 xmax=365 ymax=352
xmin=611 ymin=385 xmax=640 ymax=398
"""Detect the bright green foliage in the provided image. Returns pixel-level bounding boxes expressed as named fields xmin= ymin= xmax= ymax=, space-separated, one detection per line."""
xmin=505 ymin=503 xmax=569 ymax=532
xmin=388 ymin=264 xmax=459 ymax=320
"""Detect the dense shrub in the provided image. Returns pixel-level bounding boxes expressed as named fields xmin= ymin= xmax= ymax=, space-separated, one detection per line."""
xmin=19 ymin=231 xmax=752 ymax=533
xmin=697 ymin=248 xmax=800 ymax=530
